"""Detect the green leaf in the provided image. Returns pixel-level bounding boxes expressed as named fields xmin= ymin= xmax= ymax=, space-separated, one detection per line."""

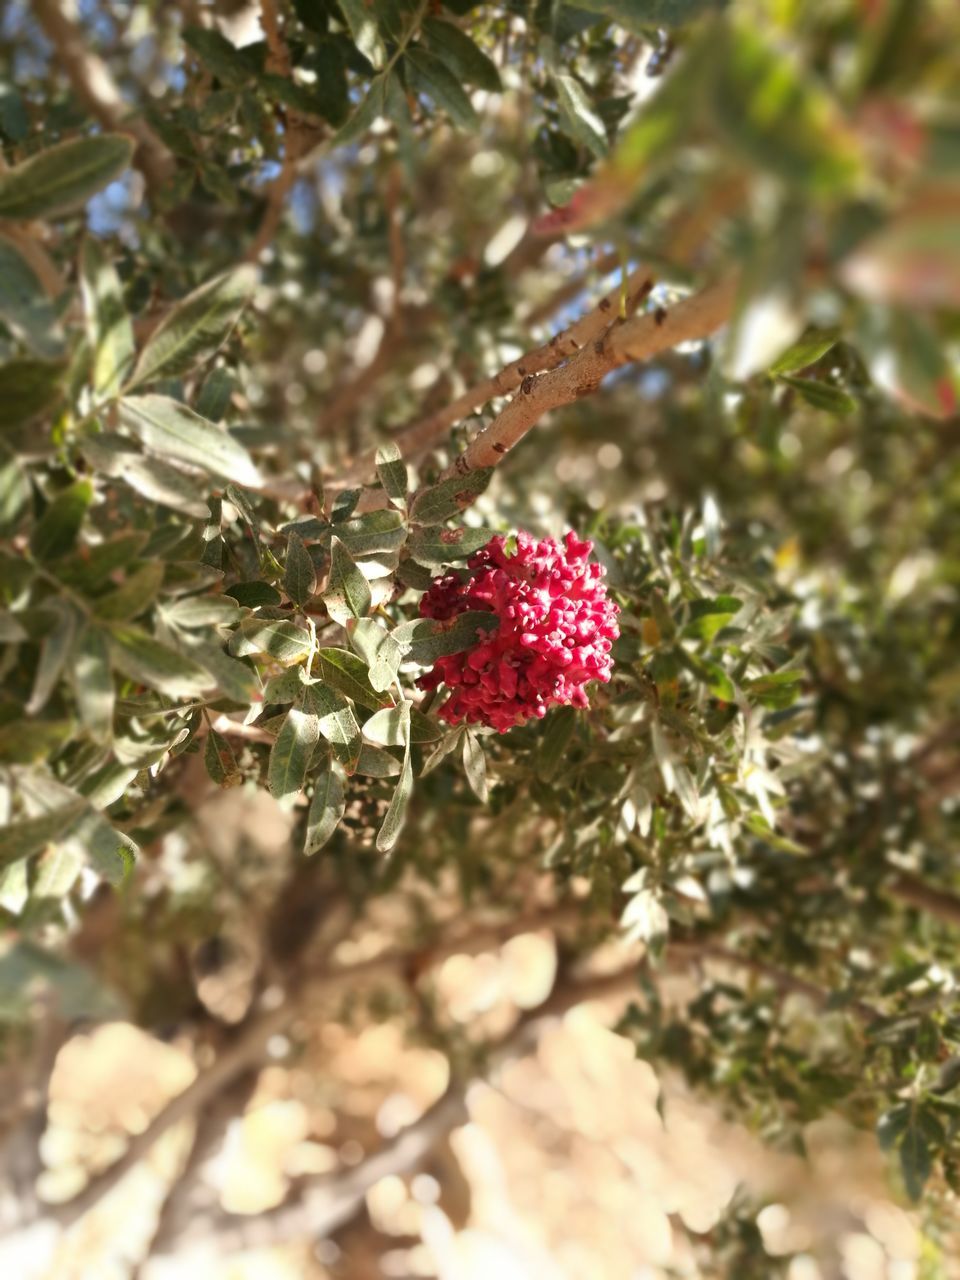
xmin=196 ymin=367 xmax=235 ymax=422
xmin=0 ymin=940 xmax=123 ymax=1020
xmin=330 ymin=508 xmax=407 ymax=556
xmin=303 ymin=683 xmax=362 ymax=769
xmin=554 ymin=73 xmax=607 ymax=158
xmin=0 ymin=357 xmax=65 ymax=429
xmin=899 ymin=1118 xmax=933 ymax=1202
xmin=109 ymin=626 xmax=215 ymax=698
xmin=29 ymin=480 xmax=93 ymax=561
xmin=0 ymin=235 xmax=64 ymax=358
xmin=0 ymin=457 xmax=30 ymax=534
xmin=0 ymin=800 xmax=87 ymax=869
xmin=842 ymin=197 xmax=960 ymax=309
xmin=284 ymin=530 xmax=317 ymax=606
xmin=80 ymin=238 xmax=135 ymax=399
xmin=0 ymin=721 xmax=74 ymax=763
xmin=160 ymin=596 xmax=240 ymax=628
xmin=331 ymin=488 xmax=361 ymax=521
xmin=33 ymin=840 xmax=83 ymax=901
xmin=681 ymin=596 xmax=743 ymax=641
xmin=119 ymin=394 xmax=262 ymax=486
xmin=768 ymin=328 xmax=840 ymax=375
xmin=711 ymin=24 xmax=859 ymax=194
xmin=323 ymin=536 xmax=372 ymax=625
xmin=94 ymin=561 xmax=166 ymax=622
xmin=369 ymin=631 xmax=404 ymax=693
xmin=267 ymin=669 xmax=312 ymax=709
xmin=305 ymin=761 xmax=346 ymax=853
xmin=73 ymin=625 xmax=115 ymax=739
xmin=204 ymin=727 xmax=241 ymax=786
xmin=571 ymin=0 xmax=724 ymax=27
xmin=407 ymin=48 xmax=479 ymax=131
xmin=183 ymin=27 xmax=264 ymax=87
xmin=408 ymin=525 xmax=493 ymax=565
xmin=409 ymin=468 xmax=493 ymax=524
xmin=0 ymin=82 xmax=28 ymax=142
xmin=0 ymin=134 xmax=134 ymax=220
xmin=26 ymin=599 xmax=77 ymax=714
xmin=537 ymin=706 xmax=578 ymax=781
xmin=779 ymin=374 xmax=856 ymax=416
xmin=376 ymin=441 xmax=408 ymax=506
xmin=355 ymin=743 xmax=401 ymax=777
xmin=268 ymin=698 xmax=320 ymax=798
xmin=81 ymin=438 xmax=211 ymax=519
xmin=420 ymin=727 xmax=462 ymax=776
xmin=679 ymin=651 xmax=736 ymax=701
xmin=127 ymin=266 xmax=257 ymax=389
xmin=422 ymin=17 xmax=501 ymax=92
xmin=228 ymin=617 xmax=312 ymax=662
xmin=391 ymin=610 xmax=497 ymax=666
xmin=462 ymin=731 xmax=488 ymax=801
xmin=259 ymin=73 xmax=331 ymax=120
xmin=225 ymin=581 xmax=281 ymax=609
xmin=332 ymin=74 xmax=387 ymax=147
xmin=856 ymin=306 xmax=956 ymax=421
xmin=0 ymin=856 xmax=29 ymax=914
xmin=376 ymin=702 xmax=412 ymax=853
xmin=363 ymin=704 xmax=441 ymax=746
xmin=191 ymin=642 xmax=261 ymax=703
xmin=306 ymin=41 xmax=350 ymax=126
xmin=316 ymin=647 xmax=391 ymax=711
xmin=338 ymin=0 xmax=387 ymax=70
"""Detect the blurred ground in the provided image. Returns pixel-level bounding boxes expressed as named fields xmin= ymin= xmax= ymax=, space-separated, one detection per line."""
xmin=4 ymin=979 xmax=925 ymax=1280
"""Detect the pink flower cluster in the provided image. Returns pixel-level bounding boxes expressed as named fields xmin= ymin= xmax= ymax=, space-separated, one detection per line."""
xmin=417 ymin=531 xmax=619 ymax=733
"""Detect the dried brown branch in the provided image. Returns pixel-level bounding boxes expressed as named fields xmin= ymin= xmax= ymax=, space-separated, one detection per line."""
xmin=32 ymin=0 xmax=175 ymax=193
xmin=436 ymin=274 xmax=737 ymax=485
xmin=18 ymin=902 xmax=588 ymax=1233
xmin=146 ymin=959 xmax=643 ymax=1257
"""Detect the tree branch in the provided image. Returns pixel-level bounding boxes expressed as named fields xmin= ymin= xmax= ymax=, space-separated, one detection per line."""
xmin=18 ymin=902 xmax=587 ymax=1232
xmin=246 ymin=0 xmax=316 ymax=262
xmin=147 ymin=959 xmax=643 ymax=1257
xmin=32 ymin=0 xmax=175 ymax=193
xmin=389 ymin=264 xmax=655 ymax=465
xmin=670 ymin=940 xmax=879 ymax=1024
xmin=336 ymin=262 xmax=655 ymax=487
xmin=437 ymin=274 xmax=737 ymax=486
xmin=886 ymin=871 xmax=960 ymax=928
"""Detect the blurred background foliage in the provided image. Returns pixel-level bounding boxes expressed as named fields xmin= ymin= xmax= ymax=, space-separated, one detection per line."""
xmin=1 ymin=0 xmax=959 ymax=1276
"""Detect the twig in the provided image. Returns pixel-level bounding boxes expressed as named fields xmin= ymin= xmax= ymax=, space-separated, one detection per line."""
xmin=522 ymin=247 xmax=623 ymax=328
xmin=436 ymin=274 xmax=737 ymax=485
xmin=259 ymin=0 xmax=291 ymax=76
xmin=32 ymin=0 xmax=175 ymax=193
xmin=386 ymin=163 xmax=406 ymax=330
xmin=245 ymin=0 xmax=319 ymax=262
xmin=887 ymin=872 xmax=960 ymax=928
xmin=338 ymin=262 xmax=656 ymax=486
xmin=669 ymin=939 xmax=879 ymax=1024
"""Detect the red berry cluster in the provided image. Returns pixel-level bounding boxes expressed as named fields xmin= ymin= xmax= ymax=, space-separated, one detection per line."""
xmin=417 ymin=531 xmax=619 ymax=733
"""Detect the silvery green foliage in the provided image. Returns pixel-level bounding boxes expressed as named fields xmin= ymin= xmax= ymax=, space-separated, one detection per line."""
xmin=1 ymin=0 xmax=959 ymax=1247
